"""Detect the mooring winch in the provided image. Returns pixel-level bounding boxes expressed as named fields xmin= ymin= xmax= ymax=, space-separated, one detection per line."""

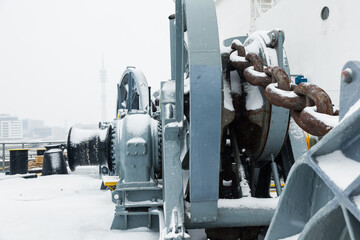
xmin=67 ymin=0 xmax=360 ymax=239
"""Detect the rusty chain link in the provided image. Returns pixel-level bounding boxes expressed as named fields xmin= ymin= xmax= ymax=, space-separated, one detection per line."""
xmin=229 ymin=41 xmax=338 ymax=136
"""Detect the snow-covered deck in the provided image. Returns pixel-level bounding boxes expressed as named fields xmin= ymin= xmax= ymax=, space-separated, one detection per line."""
xmin=0 ymin=170 xmax=161 ymax=240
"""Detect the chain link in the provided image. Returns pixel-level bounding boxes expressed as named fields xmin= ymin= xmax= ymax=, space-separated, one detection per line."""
xmin=229 ymin=42 xmax=338 ymax=136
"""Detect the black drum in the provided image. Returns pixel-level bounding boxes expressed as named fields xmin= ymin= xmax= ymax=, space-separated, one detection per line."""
xmin=67 ymin=125 xmax=110 ymax=171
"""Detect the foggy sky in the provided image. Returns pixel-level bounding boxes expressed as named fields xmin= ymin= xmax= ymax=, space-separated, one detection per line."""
xmin=0 ymin=0 xmax=174 ymax=128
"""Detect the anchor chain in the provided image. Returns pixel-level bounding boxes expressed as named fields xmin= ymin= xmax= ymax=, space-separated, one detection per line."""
xmin=229 ymin=41 xmax=338 ymax=136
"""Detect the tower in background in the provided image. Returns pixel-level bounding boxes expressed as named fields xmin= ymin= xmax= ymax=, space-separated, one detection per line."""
xmin=99 ymin=56 xmax=107 ymax=122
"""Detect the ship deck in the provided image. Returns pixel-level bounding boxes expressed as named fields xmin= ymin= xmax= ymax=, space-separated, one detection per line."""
xmin=0 ymin=168 xmax=206 ymax=240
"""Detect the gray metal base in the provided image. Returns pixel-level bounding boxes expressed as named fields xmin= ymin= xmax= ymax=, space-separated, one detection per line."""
xmin=111 ymin=207 xmax=161 ymax=230
xmin=111 ymin=185 xmax=162 ymax=206
xmin=111 ymin=185 xmax=163 ymax=230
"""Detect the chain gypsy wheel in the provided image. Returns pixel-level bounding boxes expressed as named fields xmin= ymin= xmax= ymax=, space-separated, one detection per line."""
xmin=229 ymin=31 xmax=290 ymax=163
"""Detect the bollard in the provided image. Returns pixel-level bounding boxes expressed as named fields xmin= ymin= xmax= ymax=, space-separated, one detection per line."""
xmin=42 ymin=149 xmax=68 ymax=176
xmin=9 ymin=149 xmax=29 ymax=175
xmin=36 ymin=149 xmax=46 ymax=156
xmin=35 ymin=149 xmax=46 ymax=165
xmin=45 ymin=144 xmax=62 ymax=151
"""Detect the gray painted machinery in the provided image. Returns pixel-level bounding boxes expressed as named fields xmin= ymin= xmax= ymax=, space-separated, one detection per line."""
xmin=67 ymin=0 xmax=360 ymax=239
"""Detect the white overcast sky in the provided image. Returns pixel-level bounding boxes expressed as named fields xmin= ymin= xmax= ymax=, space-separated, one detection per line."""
xmin=0 ymin=0 xmax=174 ymax=128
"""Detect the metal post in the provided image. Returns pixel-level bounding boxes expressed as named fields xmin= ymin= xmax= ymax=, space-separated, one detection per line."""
xmin=22 ymin=143 xmax=25 ymax=149
xmin=2 ymin=143 xmax=5 ymax=173
xmin=169 ymin=15 xmax=176 ymax=81
xmin=163 ymin=124 xmax=185 ymax=233
xmin=116 ymin=83 xmax=121 ymax=117
xmin=270 ymin=154 xmax=282 ymax=196
xmin=276 ymin=30 xmax=285 ymax=69
xmin=127 ymin=72 xmax=133 ymax=112
xmin=148 ymin=86 xmax=152 ymax=115
xmin=175 ymin=0 xmax=184 ymax=123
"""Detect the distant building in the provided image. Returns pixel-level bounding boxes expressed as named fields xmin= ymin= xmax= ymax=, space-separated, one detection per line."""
xmin=0 ymin=114 xmax=67 ymax=140
xmin=33 ymin=127 xmax=52 ymax=139
xmin=22 ymin=119 xmax=45 ymax=138
xmin=51 ymin=127 xmax=67 ymax=140
xmin=0 ymin=114 xmax=23 ymax=139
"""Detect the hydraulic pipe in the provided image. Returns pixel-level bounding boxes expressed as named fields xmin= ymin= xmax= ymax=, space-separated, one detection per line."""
xmin=271 ymin=154 xmax=282 ymax=196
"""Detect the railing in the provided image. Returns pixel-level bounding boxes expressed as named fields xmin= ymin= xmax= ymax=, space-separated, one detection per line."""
xmin=1 ymin=140 xmax=67 ymax=173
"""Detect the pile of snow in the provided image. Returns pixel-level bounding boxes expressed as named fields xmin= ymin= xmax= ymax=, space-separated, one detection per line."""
xmin=69 ymin=128 xmax=99 ymax=145
xmin=220 ymin=44 xmax=232 ymax=54
xmin=218 ymin=197 xmax=278 ymax=210
xmin=279 ymin=233 xmax=300 ymax=240
xmin=244 ymin=82 xmax=263 ymax=110
xmin=317 ymin=150 xmax=360 ymax=190
xmin=303 ymin=106 xmax=338 ymax=129
xmin=341 ymin=98 xmax=360 ymax=121
xmin=230 ymin=70 xmax=242 ymax=95
xmin=352 ymin=195 xmax=360 ymax=210
xmin=265 ymin=83 xmax=299 ymax=99
xmin=223 ymin=79 xmax=234 ymax=111
xmin=230 ymin=51 xmax=247 ymax=63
